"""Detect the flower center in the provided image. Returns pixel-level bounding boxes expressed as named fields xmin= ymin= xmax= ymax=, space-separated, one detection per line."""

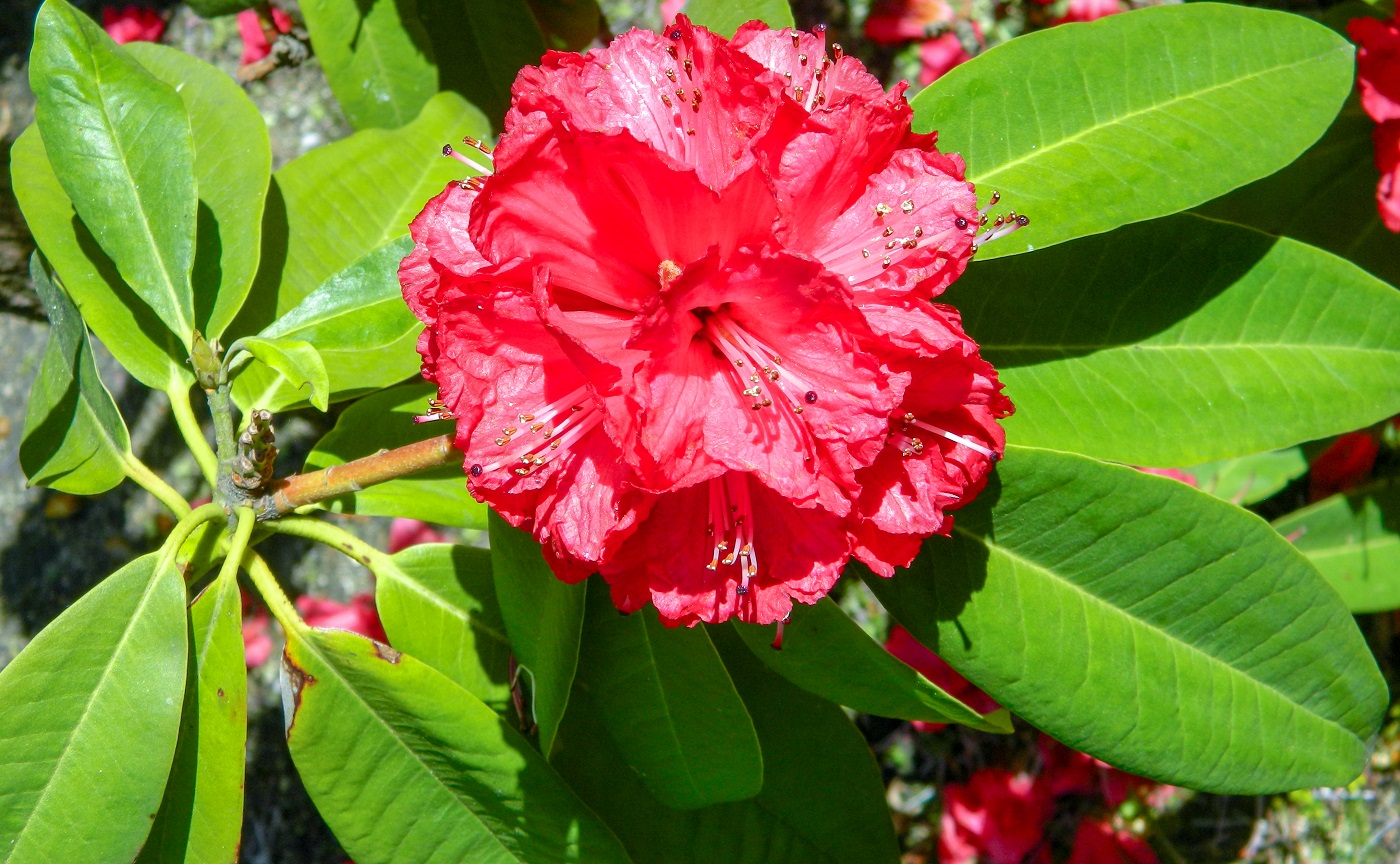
xmin=473 ymin=384 xmax=601 ymax=478
xmin=700 ymin=312 xmax=820 ymax=419
xmin=705 ymin=472 xmax=759 ymax=594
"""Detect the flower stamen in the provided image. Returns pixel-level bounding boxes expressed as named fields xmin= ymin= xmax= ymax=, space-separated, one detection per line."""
xmin=904 ymin=414 xmax=997 ymax=460
xmin=442 ymin=142 xmax=493 ymax=176
xmin=477 ymin=384 xmax=599 ymax=476
xmin=705 ymin=474 xmax=759 ymax=593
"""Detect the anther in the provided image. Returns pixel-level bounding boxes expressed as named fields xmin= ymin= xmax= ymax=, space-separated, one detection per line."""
xmin=799 ymin=53 xmax=808 ymax=66
xmin=669 ymin=28 xmax=682 ymax=39
xmin=832 ymin=43 xmax=843 ymax=59
xmin=794 ymin=86 xmax=805 ymax=102
xmin=661 ymin=94 xmax=672 ymax=107
xmin=901 ymin=199 xmax=915 ymax=214
xmin=791 ymin=32 xmax=800 ymax=47
xmin=861 ymin=249 xmax=870 ymax=258
xmin=666 ymin=68 xmax=676 ymax=81
xmin=882 ymin=256 xmax=892 ymax=268
xmin=955 ymin=217 xmax=968 ymax=229
xmin=882 ymin=226 xmax=894 ymax=237
xmin=683 ymin=57 xmax=693 ymax=75
xmin=804 ymin=391 xmax=818 ymax=404
xmin=874 ymin=202 xmax=892 ymax=218
xmin=470 ymin=464 xmax=483 ymax=477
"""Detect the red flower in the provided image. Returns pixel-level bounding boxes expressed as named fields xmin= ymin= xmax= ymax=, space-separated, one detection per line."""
xmin=1037 ymin=735 xmax=1158 ymax=810
xmin=940 ymin=770 xmax=1052 ymax=864
xmin=884 ymin=624 xmax=1000 ymax=731
xmin=1309 ymin=430 xmax=1380 ymax=501
xmin=296 ymin=593 xmax=388 ymax=643
xmin=241 ymin=589 xmax=274 ymax=667
xmin=865 ymin=0 xmax=957 ymax=43
xmin=387 ymin=517 xmax=451 ymax=552
xmin=1134 ymin=466 xmax=1197 ymax=487
xmin=1067 ymin=820 xmax=1158 ymax=864
xmin=1054 ymin=0 xmax=1121 ymax=25
xmin=100 ymin=5 xmax=164 ymax=44
xmin=1374 ymin=121 xmax=1400 ymax=232
xmin=1349 ymin=16 xmax=1400 ymax=124
xmin=238 ymin=6 xmax=295 ymax=66
xmin=920 ymin=33 xmax=971 ymax=85
xmin=402 ymin=17 xmax=1013 ymax=626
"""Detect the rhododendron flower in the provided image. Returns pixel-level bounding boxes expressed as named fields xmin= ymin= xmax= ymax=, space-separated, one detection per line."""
xmin=865 ymin=0 xmax=957 ymax=43
xmin=1037 ymin=735 xmax=1159 ymax=810
xmin=919 ymin=32 xmax=971 ymax=85
xmin=296 ymin=593 xmax=387 ymax=642
xmin=940 ymin=770 xmax=1052 ymax=864
xmin=1350 ymin=15 xmax=1400 ymax=232
xmin=1067 ymin=820 xmax=1158 ymax=864
xmin=238 ymin=6 xmax=295 ymax=66
xmin=1309 ymin=430 xmax=1380 ymax=501
xmin=387 ymin=517 xmax=451 ymax=553
xmin=402 ymin=16 xmax=1014 ymax=626
xmin=1054 ymin=0 xmax=1121 ymax=25
xmin=100 ymin=5 xmax=164 ymax=44
xmin=884 ymin=624 xmax=999 ymax=731
xmin=1135 ymin=466 xmax=1197 ymax=487
xmin=241 ymin=589 xmax=273 ymax=667
xmin=1374 ymin=121 xmax=1400 ymax=232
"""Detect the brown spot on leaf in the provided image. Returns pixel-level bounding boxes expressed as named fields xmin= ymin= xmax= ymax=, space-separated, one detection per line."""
xmin=281 ymin=650 xmax=316 ymax=739
xmin=216 ymin=688 xmax=225 ymax=699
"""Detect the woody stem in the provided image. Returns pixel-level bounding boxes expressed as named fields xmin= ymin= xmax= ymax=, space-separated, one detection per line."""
xmin=249 ymin=434 xmax=458 ymax=521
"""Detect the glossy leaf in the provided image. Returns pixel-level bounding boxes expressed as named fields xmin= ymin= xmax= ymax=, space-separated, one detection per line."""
xmin=303 ymin=382 xmax=486 ymax=528
xmin=417 ymin=0 xmax=546 ymax=129
xmin=552 ymin=624 xmax=899 ymax=864
xmin=1274 ymin=482 xmax=1400 ymax=614
xmin=578 ymin=579 xmax=762 ymax=810
xmin=30 ymin=0 xmax=198 ymax=343
xmin=138 ymin=569 xmax=247 ymax=864
xmin=233 ymin=91 xmax=490 ymax=334
xmin=231 ymin=236 xmax=420 ymax=412
xmin=377 ymin=543 xmax=513 ymax=712
xmin=488 ymin=512 xmax=585 ymax=756
xmin=232 ymin=336 xmax=329 ymax=412
xmin=281 ymin=627 xmax=633 ymax=864
xmin=528 ymin=0 xmax=602 ymax=51
xmin=867 ymin=445 xmax=1388 ymax=794
xmin=913 ymin=3 xmax=1354 ymax=257
xmin=943 ymin=214 xmax=1400 ymax=466
xmin=732 ymin=597 xmax=1010 ymax=733
xmin=300 ymin=0 xmax=438 ymax=130
xmin=1185 ymin=448 xmax=1308 ymax=506
xmin=11 ymin=123 xmax=191 ymax=393
xmin=680 ymin=0 xmax=794 ymax=36
xmin=184 ymin=0 xmax=252 ymax=17
xmin=126 ymin=42 xmax=272 ymax=342
xmin=0 ymin=552 xmax=187 ymax=863
xmin=1198 ymin=98 xmax=1400 ymax=288
xmin=20 ymin=253 xmax=131 ymax=496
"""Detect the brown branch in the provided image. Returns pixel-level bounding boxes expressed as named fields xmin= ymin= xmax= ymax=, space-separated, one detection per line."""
xmin=253 ymin=434 xmax=458 ymax=520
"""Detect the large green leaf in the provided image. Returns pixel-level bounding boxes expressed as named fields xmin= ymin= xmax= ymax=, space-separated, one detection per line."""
xmin=913 ymin=3 xmax=1354 ymax=258
xmin=231 ymin=336 xmax=329 ymax=412
xmin=0 ymin=552 xmax=187 ymax=863
xmin=20 ymin=253 xmax=131 ymax=496
xmin=679 ymin=0 xmax=794 ymax=36
xmin=376 ymin=543 xmax=513 ymax=712
xmin=577 ymin=579 xmax=762 ymax=810
xmin=125 ymin=43 xmax=271 ymax=342
xmin=138 ymin=568 xmax=247 ymax=864
xmin=1274 ymin=482 xmax=1400 ymax=614
xmin=30 ymin=0 xmax=198 ymax=344
xmin=552 ymin=625 xmax=899 ymax=864
xmin=943 ymin=214 xmax=1400 ymax=466
xmin=231 ymin=236 xmax=420 ymax=412
xmin=12 ymin=123 xmax=191 ymax=392
xmin=528 ymin=0 xmax=602 ymax=51
xmin=732 ymin=597 xmax=1010 ymax=733
xmin=867 ymin=445 xmax=1388 ymax=794
xmin=1186 ymin=448 xmax=1308 ymax=506
xmin=488 ymin=512 xmax=585 ymax=756
xmin=282 ymin=627 xmax=633 ymax=864
xmin=1198 ymin=97 xmax=1400 ymax=288
xmin=417 ymin=0 xmax=546 ymax=129
xmin=300 ymin=0 xmax=438 ymax=130
xmin=303 ymin=382 xmax=486 ymax=527
xmin=233 ymin=91 xmax=490 ymax=335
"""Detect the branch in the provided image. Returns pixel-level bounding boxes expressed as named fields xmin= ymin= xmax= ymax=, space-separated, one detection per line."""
xmin=251 ymin=434 xmax=458 ymax=520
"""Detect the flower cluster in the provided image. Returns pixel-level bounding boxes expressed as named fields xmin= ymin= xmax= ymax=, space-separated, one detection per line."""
xmin=1349 ymin=13 xmax=1400 ymax=232
xmin=402 ymin=17 xmax=1015 ymax=627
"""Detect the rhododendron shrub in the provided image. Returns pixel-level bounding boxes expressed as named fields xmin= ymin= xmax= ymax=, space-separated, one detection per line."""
xmin=6 ymin=0 xmax=1400 ymax=862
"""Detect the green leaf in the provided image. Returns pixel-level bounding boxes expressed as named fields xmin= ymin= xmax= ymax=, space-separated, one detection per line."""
xmin=1197 ymin=97 xmax=1400 ymax=288
xmin=138 ymin=569 xmax=247 ymax=864
xmin=552 ymin=625 xmax=899 ymax=864
xmin=0 ymin=551 xmax=187 ymax=863
xmin=11 ymin=123 xmax=191 ymax=392
xmin=577 ymin=579 xmax=762 ymax=810
xmin=944 ymin=214 xmax=1400 ymax=466
xmin=488 ymin=511 xmax=585 ymax=756
xmin=913 ymin=3 xmax=1354 ymax=257
xmin=30 ymin=0 xmax=198 ymax=343
xmin=1185 ymin=448 xmax=1308 ymax=506
xmin=417 ymin=0 xmax=546 ymax=129
xmin=300 ymin=0 xmax=439 ymax=130
xmin=304 ymin=382 xmax=487 ymax=527
xmin=866 ymin=445 xmax=1388 ymax=794
xmin=184 ymin=0 xmax=253 ymax=17
xmin=377 ymin=543 xmax=513 ymax=712
xmin=233 ymin=91 xmax=489 ymax=335
xmin=1274 ymin=481 xmax=1400 ymax=614
xmin=20 ymin=253 xmax=131 ymax=496
xmin=528 ymin=0 xmax=602 ymax=51
xmin=125 ymin=42 xmax=272 ymax=342
xmin=231 ymin=336 xmax=329 ymax=412
xmin=230 ymin=236 xmax=420 ymax=412
xmin=282 ymin=627 xmax=634 ymax=864
xmin=679 ymin=0 xmax=793 ymax=36
xmin=732 ymin=597 xmax=1011 ymax=733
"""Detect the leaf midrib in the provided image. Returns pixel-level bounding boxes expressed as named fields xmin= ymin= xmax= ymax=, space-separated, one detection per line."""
xmin=969 ymin=48 xmax=1345 ymax=187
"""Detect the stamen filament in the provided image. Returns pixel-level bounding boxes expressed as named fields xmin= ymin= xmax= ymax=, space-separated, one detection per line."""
xmin=910 ymin=419 xmax=997 ymax=460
